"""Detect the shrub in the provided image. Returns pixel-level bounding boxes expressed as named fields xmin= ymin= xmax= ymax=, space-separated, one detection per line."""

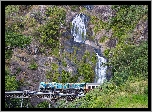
xmin=5 ymin=30 xmax=31 ymax=48
xmin=5 ymin=50 xmax=13 ymax=60
xmin=5 ymin=75 xmax=19 ymax=91
xmin=28 ymin=60 xmax=38 ymax=70
xmin=61 ymin=70 xmax=70 ymax=83
xmin=38 ymin=6 xmax=66 ymax=49
xmin=36 ymin=101 xmax=50 ymax=108
xmin=109 ymin=5 xmax=148 ymax=39
xmin=5 ymin=5 xmax=20 ymax=21
xmin=99 ymin=36 xmax=108 ymax=43
xmin=109 ymin=41 xmax=148 ymax=86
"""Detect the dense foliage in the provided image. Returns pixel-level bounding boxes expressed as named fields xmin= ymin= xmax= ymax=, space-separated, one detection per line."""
xmin=5 ymin=5 xmax=148 ymax=108
xmin=5 ymin=5 xmax=31 ymax=94
xmin=5 ymin=30 xmax=31 ymax=48
xmin=56 ymin=5 xmax=148 ymax=108
xmin=5 ymin=67 xmax=19 ymax=91
xmin=38 ymin=6 xmax=66 ymax=49
xmin=56 ymin=40 xmax=148 ymax=108
xmin=109 ymin=5 xmax=148 ymax=39
xmin=107 ymin=41 xmax=148 ymax=86
xmin=104 ymin=5 xmax=148 ymax=86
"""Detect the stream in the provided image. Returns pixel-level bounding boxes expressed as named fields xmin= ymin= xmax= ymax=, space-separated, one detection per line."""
xmin=71 ymin=12 xmax=107 ymax=84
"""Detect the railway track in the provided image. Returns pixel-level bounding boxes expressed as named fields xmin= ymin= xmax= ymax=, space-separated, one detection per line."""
xmin=5 ymin=90 xmax=85 ymax=108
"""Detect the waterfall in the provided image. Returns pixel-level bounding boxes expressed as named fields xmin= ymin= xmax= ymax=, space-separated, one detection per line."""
xmin=71 ymin=13 xmax=87 ymax=43
xmin=94 ymin=53 xmax=107 ymax=84
xmin=71 ymin=13 xmax=107 ymax=84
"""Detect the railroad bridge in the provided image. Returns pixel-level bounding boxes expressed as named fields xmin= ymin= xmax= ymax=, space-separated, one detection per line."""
xmin=5 ymin=82 xmax=101 ymax=108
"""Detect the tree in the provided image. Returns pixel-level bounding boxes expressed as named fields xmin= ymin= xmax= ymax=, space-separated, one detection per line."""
xmin=5 ymin=75 xmax=19 ymax=91
xmin=38 ymin=6 xmax=66 ymax=49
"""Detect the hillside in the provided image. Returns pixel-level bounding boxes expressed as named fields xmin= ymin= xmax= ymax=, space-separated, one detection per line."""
xmin=5 ymin=5 xmax=148 ymax=108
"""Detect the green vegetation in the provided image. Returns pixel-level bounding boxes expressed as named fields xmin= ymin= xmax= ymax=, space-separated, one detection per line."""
xmin=23 ymin=16 xmax=37 ymax=29
xmin=45 ymin=63 xmax=60 ymax=82
xmin=5 ymin=68 xmax=19 ymax=91
xmin=5 ymin=5 xmax=148 ymax=108
xmin=36 ymin=101 xmax=50 ymax=108
xmin=109 ymin=5 xmax=148 ymax=39
xmin=62 ymin=60 xmax=67 ymax=67
xmin=50 ymin=47 xmax=60 ymax=57
xmin=5 ymin=5 xmax=19 ymax=16
xmin=60 ymin=76 xmax=148 ymax=108
xmin=5 ymin=5 xmax=32 ymax=62
xmin=46 ymin=47 xmax=97 ymax=83
xmin=28 ymin=60 xmax=38 ymax=70
xmin=5 ymin=49 xmax=13 ymax=61
xmin=108 ymin=41 xmax=148 ymax=86
xmin=5 ymin=5 xmax=31 ymax=95
xmin=5 ymin=5 xmax=25 ymax=33
xmin=61 ymin=70 xmax=71 ymax=83
xmin=56 ymin=5 xmax=148 ymax=108
xmin=5 ymin=30 xmax=31 ymax=48
xmin=49 ymin=72 xmax=60 ymax=82
xmin=90 ymin=15 xmax=108 ymax=36
xmin=5 ymin=30 xmax=31 ymax=62
xmin=99 ymin=36 xmax=109 ymax=43
xmin=70 ymin=5 xmax=80 ymax=12
xmin=38 ymin=6 xmax=66 ymax=49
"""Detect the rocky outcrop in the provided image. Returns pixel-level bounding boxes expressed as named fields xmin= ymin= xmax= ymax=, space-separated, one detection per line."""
xmin=133 ymin=19 xmax=148 ymax=44
xmin=6 ymin=5 xmax=148 ymax=107
xmin=92 ymin=5 xmax=114 ymax=22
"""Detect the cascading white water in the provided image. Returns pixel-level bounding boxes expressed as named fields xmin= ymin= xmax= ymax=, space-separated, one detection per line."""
xmin=71 ymin=13 xmax=107 ymax=84
xmin=71 ymin=13 xmax=87 ymax=43
xmin=95 ymin=53 xmax=107 ymax=84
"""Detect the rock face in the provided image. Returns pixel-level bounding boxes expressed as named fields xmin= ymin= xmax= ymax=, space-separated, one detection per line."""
xmin=9 ymin=4 xmax=115 ymax=92
xmin=92 ymin=5 xmax=114 ymax=22
xmin=6 ymin=5 xmax=148 ymax=107
xmin=133 ymin=20 xmax=148 ymax=44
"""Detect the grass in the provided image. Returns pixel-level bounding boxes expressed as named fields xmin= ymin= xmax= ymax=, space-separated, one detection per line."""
xmin=110 ymin=94 xmax=148 ymax=108
xmin=63 ymin=75 xmax=148 ymax=108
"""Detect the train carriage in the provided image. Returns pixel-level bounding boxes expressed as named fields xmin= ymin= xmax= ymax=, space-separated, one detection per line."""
xmin=38 ymin=82 xmax=101 ymax=95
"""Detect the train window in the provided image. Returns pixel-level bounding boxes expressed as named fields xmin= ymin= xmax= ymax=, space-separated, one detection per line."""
xmin=92 ymin=86 xmax=95 ymax=89
xmin=88 ymin=86 xmax=91 ymax=89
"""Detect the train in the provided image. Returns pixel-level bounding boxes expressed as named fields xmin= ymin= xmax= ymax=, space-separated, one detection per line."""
xmin=38 ymin=82 xmax=101 ymax=95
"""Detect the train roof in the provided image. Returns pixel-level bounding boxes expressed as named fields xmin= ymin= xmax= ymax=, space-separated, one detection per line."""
xmin=86 ymin=83 xmax=101 ymax=85
xmin=39 ymin=82 xmax=101 ymax=85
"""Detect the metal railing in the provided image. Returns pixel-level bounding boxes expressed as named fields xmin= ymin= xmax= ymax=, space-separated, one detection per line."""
xmin=5 ymin=90 xmax=85 ymax=108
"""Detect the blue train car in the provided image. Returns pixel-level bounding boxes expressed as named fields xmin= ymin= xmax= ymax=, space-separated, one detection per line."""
xmin=39 ymin=82 xmax=46 ymax=91
xmin=56 ymin=83 xmax=63 ymax=89
xmin=38 ymin=82 xmax=87 ymax=94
